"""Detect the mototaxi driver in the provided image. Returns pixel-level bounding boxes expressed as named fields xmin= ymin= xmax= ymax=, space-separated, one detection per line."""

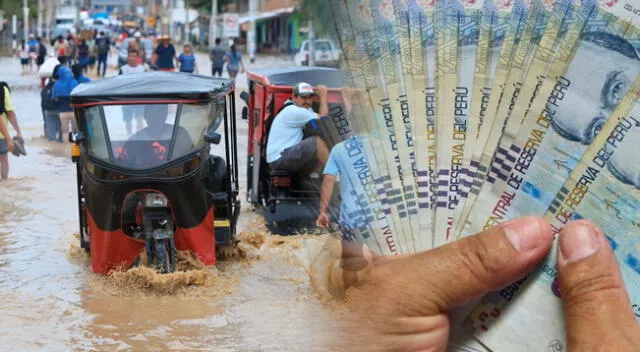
xmin=119 ymin=104 xmax=193 ymax=168
xmin=265 ymin=82 xmax=330 ymax=174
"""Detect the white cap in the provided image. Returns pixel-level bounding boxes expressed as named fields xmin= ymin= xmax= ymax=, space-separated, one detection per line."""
xmin=293 ymin=82 xmax=315 ymax=97
xmin=134 ymin=31 xmax=142 ymax=38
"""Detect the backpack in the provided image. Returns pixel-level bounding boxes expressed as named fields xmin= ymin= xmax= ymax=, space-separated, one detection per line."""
xmin=41 ymin=81 xmax=57 ymax=111
xmin=38 ymin=43 xmax=47 ymax=57
xmin=0 ymin=82 xmax=10 ymax=114
xmin=97 ymin=38 xmax=109 ymax=54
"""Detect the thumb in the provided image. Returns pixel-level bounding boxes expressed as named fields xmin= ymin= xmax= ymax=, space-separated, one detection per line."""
xmin=557 ymin=220 xmax=639 ymax=350
xmin=381 ymin=216 xmax=554 ymax=315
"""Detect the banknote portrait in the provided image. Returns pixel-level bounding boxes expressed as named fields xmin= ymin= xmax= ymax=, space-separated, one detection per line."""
xmin=550 ymin=31 xmax=640 ymax=145
xmin=607 ymin=121 xmax=640 ymax=188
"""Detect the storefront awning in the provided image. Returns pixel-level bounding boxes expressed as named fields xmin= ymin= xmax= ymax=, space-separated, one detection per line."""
xmin=238 ymin=7 xmax=296 ymax=24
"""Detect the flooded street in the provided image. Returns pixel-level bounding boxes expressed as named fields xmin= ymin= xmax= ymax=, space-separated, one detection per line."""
xmin=0 ymin=54 xmax=343 ymax=351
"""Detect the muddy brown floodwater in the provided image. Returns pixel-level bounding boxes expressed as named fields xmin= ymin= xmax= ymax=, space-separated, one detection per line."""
xmin=0 ymin=68 xmax=345 ymax=351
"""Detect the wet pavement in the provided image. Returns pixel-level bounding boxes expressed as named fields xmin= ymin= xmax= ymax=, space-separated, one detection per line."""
xmin=0 ymin=53 xmax=342 ymax=351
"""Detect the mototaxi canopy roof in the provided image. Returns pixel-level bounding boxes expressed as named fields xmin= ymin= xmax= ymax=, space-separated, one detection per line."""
xmin=70 ymin=71 xmax=235 ymax=107
xmin=247 ymin=67 xmax=345 ymax=89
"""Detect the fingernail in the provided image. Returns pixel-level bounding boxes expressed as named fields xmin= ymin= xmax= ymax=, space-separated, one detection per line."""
xmin=559 ymin=223 xmax=599 ymax=263
xmin=503 ymin=216 xmax=543 ymax=252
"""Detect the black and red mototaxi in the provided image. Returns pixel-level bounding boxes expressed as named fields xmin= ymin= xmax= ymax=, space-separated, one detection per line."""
xmin=241 ymin=67 xmax=354 ymax=234
xmin=69 ymin=72 xmax=240 ymax=274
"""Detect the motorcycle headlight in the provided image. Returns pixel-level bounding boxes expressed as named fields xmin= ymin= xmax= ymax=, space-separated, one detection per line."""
xmin=145 ymin=193 xmax=168 ymax=208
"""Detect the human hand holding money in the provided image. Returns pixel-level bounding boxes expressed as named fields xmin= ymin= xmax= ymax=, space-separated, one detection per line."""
xmin=330 ymin=216 xmax=638 ymax=351
xmin=335 ymin=216 xmax=553 ymax=351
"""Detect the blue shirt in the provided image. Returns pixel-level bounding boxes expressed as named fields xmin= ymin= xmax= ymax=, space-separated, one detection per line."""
xmin=266 ymin=102 xmax=317 ymax=163
xmin=178 ymin=53 xmax=196 ymax=72
xmin=56 ymin=96 xmax=73 ymax=112
xmin=323 ymin=136 xmax=375 ymax=229
xmin=154 ymin=44 xmax=176 ymax=69
xmin=76 ymin=75 xmax=91 ymax=83
xmin=27 ymin=39 xmax=38 ymax=53
xmin=226 ymin=51 xmax=242 ymax=69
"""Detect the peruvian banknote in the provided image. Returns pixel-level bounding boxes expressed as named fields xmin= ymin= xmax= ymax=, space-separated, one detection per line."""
xmin=368 ymin=0 xmax=422 ymax=253
xmin=433 ymin=0 xmax=483 ymax=246
xmin=396 ymin=0 xmax=435 ymax=251
xmin=453 ymin=0 xmax=517 ymax=237
xmin=464 ymin=75 xmax=640 ymax=352
xmin=460 ymin=1 xmax=640 ymax=236
xmin=457 ymin=0 xmax=580 ymax=236
xmin=452 ymin=0 xmax=529 ymax=238
xmin=412 ymin=0 xmax=439 ymax=249
xmin=326 ymin=0 xmax=404 ymax=255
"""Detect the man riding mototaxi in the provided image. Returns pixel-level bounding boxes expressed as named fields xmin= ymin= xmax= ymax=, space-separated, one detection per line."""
xmin=119 ymin=104 xmax=193 ymax=168
xmin=266 ymin=82 xmax=330 ymax=175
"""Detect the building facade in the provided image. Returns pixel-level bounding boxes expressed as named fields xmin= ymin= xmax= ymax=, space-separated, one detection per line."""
xmin=233 ymin=0 xmax=306 ymax=54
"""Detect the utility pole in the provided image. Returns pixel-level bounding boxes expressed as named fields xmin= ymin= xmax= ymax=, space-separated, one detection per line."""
xmin=248 ymin=0 xmax=257 ymax=63
xmin=37 ymin=0 xmax=43 ymax=38
xmin=308 ymin=20 xmax=315 ymax=66
xmin=184 ymin=0 xmax=190 ymax=44
xmin=45 ymin=0 xmax=52 ymax=39
xmin=12 ymin=15 xmax=17 ymax=54
xmin=161 ymin=0 xmax=169 ymax=35
xmin=24 ymin=0 xmax=30 ymax=40
xmin=209 ymin=0 xmax=217 ymax=49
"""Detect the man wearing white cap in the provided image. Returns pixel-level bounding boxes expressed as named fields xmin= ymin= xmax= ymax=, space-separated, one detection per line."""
xmin=266 ymin=82 xmax=330 ymax=174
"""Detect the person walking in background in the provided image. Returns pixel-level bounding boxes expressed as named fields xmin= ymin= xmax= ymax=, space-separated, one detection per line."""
xmin=19 ymin=40 xmax=30 ymax=75
xmin=152 ymin=34 xmax=177 ymax=72
xmin=86 ymin=31 xmax=97 ymax=74
xmin=119 ymin=49 xmax=147 ymax=136
xmin=178 ymin=43 xmax=198 ymax=73
xmin=52 ymin=66 xmax=79 ymax=141
xmin=41 ymin=71 xmax=62 ymax=142
xmin=0 ymin=82 xmax=23 ymax=179
xmin=36 ymin=37 xmax=47 ymax=74
xmin=54 ymin=36 xmax=69 ymax=66
xmin=67 ymin=34 xmax=77 ymax=66
xmin=209 ymin=38 xmax=225 ymax=77
xmin=75 ymin=39 xmax=90 ymax=74
xmin=225 ymin=44 xmax=245 ymax=81
xmin=95 ymin=31 xmax=110 ymax=77
xmin=71 ymin=64 xmax=91 ymax=84
xmin=27 ymin=34 xmax=39 ymax=72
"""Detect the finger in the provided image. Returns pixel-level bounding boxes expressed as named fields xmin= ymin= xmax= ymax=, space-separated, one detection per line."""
xmin=385 ymin=216 xmax=554 ymax=315
xmin=557 ymin=220 xmax=639 ymax=350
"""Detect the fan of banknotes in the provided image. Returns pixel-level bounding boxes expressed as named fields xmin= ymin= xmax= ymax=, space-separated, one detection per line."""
xmin=312 ymin=0 xmax=640 ymax=350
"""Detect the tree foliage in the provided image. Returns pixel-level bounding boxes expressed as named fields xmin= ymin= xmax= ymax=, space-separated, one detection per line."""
xmin=298 ymin=0 xmax=338 ymax=40
xmin=185 ymin=0 xmax=235 ymax=14
xmin=0 ymin=0 xmax=39 ymax=20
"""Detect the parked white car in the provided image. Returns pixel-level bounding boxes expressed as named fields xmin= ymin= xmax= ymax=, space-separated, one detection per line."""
xmin=294 ymin=39 xmax=341 ymax=68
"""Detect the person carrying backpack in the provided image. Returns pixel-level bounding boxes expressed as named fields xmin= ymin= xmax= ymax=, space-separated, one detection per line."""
xmin=52 ymin=66 xmax=78 ymax=140
xmin=37 ymin=37 xmax=47 ymax=88
xmin=95 ymin=31 xmax=110 ymax=77
xmin=36 ymin=37 xmax=47 ymax=69
xmin=0 ymin=82 xmax=24 ymax=179
xmin=41 ymin=73 xmax=61 ymax=142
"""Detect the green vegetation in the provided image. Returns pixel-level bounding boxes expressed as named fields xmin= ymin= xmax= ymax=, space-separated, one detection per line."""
xmin=0 ymin=0 xmax=39 ymax=20
xmin=299 ymin=0 xmax=338 ymax=40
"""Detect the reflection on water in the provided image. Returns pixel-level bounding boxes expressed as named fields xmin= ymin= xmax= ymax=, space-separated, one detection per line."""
xmin=0 ymin=90 xmax=343 ymax=351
